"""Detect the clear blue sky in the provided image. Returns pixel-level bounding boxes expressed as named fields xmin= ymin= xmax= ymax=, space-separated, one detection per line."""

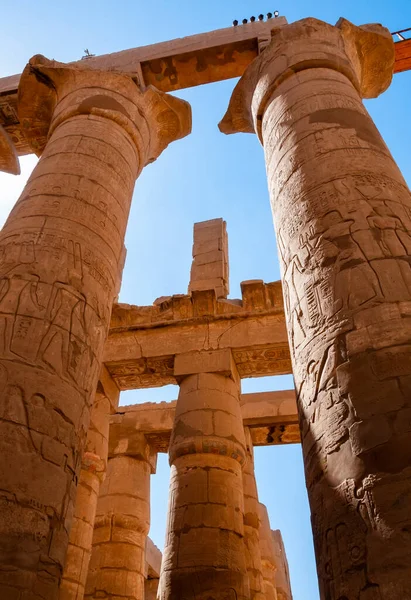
xmin=1 ymin=2 xmax=411 ymax=599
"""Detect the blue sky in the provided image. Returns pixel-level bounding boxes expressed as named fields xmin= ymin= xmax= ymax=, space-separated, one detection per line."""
xmin=1 ymin=2 xmax=411 ymax=599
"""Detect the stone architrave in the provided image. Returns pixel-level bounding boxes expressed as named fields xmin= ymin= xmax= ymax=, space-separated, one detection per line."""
xmin=243 ymin=427 xmax=265 ymax=599
xmin=85 ymin=431 xmax=156 ymax=600
xmin=0 ymin=54 xmax=190 ymax=599
xmin=220 ymin=17 xmax=411 ymax=598
xmin=158 ymin=349 xmax=249 ymax=600
xmin=59 ymin=370 xmax=120 ymax=600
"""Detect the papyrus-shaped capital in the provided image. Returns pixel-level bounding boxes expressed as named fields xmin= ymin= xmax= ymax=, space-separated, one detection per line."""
xmin=219 ymin=17 xmax=394 ymax=140
xmin=18 ymin=54 xmax=191 ymax=169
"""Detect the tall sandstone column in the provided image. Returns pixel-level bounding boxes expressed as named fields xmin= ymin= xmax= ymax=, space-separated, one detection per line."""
xmin=0 ymin=54 xmax=190 ymax=599
xmin=243 ymin=427 xmax=265 ymax=600
xmin=59 ymin=369 xmax=120 ymax=600
xmin=85 ymin=431 xmax=156 ymax=600
xmin=220 ymin=18 xmax=411 ymax=599
xmin=159 ymin=349 xmax=249 ymax=600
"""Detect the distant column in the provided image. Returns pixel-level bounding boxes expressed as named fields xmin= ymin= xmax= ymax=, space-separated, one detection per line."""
xmin=243 ymin=427 xmax=265 ymax=599
xmin=159 ymin=349 xmax=249 ymax=600
xmin=271 ymin=530 xmax=293 ymax=600
xmin=59 ymin=369 xmax=119 ymax=600
xmin=85 ymin=431 xmax=156 ymax=599
xmin=258 ymin=503 xmax=278 ymax=600
xmin=220 ymin=17 xmax=411 ymax=598
xmin=0 ymin=54 xmax=190 ymax=598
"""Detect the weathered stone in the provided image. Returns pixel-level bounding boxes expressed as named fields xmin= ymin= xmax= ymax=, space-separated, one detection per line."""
xmin=220 ymin=15 xmax=411 ymax=599
xmin=158 ymin=353 xmax=249 ymax=600
xmin=59 ymin=378 xmax=119 ymax=600
xmin=0 ymin=53 xmax=190 ymax=598
xmin=85 ymin=433 xmax=155 ymax=600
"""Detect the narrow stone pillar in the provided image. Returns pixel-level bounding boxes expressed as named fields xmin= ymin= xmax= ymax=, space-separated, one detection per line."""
xmin=0 ymin=55 xmax=190 ymax=598
xmin=159 ymin=349 xmax=249 ymax=600
xmin=271 ymin=530 xmax=292 ymax=600
xmin=145 ymin=578 xmax=160 ymax=600
xmin=59 ymin=368 xmax=120 ymax=600
xmin=243 ymin=427 xmax=265 ymax=600
xmin=84 ymin=431 xmax=156 ymax=599
xmin=258 ymin=503 xmax=278 ymax=600
xmin=220 ymin=17 xmax=411 ymax=598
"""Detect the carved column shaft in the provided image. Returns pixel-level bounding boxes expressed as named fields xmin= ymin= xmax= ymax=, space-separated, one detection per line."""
xmin=85 ymin=433 xmax=156 ymax=600
xmin=0 ymin=55 xmax=190 ymax=599
xmin=159 ymin=350 xmax=249 ymax=600
xmin=243 ymin=427 xmax=265 ymax=600
xmin=59 ymin=372 xmax=119 ymax=600
xmin=258 ymin=503 xmax=278 ymax=600
xmin=220 ymin=18 xmax=411 ymax=599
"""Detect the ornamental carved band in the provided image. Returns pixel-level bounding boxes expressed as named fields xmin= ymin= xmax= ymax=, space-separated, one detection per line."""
xmin=220 ymin=17 xmax=411 ymax=599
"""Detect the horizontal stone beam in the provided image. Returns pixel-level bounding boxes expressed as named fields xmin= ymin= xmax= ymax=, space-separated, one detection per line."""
xmin=103 ymin=281 xmax=292 ymax=390
xmin=111 ymin=390 xmax=299 ymax=450
xmin=0 ymin=18 xmax=287 ymax=157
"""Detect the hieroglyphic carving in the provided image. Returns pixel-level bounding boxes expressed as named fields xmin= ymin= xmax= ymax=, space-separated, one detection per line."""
xmin=220 ymin=17 xmax=411 ymax=599
xmin=233 ymin=343 xmax=291 ymax=377
xmin=0 ymin=55 xmax=191 ymax=598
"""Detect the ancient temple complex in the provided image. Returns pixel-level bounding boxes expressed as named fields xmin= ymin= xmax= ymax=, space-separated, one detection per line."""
xmin=0 ymin=12 xmax=411 ymax=600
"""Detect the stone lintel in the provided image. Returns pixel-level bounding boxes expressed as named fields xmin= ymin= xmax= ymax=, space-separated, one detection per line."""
xmin=103 ymin=280 xmax=290 ymax=390
xmin=114 ymin=389 xmax=299 ymax=452
xmin=0 ymin=18 xmax=288 ymax=157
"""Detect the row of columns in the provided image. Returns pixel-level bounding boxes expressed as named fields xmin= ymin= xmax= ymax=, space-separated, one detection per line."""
xmin=58 ymin=349 xmax=289 ymax=600
xmin=1 ymin=15 xmax=410 ymax=600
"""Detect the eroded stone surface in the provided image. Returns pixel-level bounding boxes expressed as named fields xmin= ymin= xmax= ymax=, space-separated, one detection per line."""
xmin=189 ymin=218 xmax=229 ymax=298
xmin=85 ymin=433 xmax=156 ymax=600
xmin=158 ymin=351 xmax=249 ymax=600
xmin=221 ymin=16 xmax=411 ymax=599
xmin=59 ymin=375 xmax=119 ymax=600
xmin=0 ymin=54 xmax=190 ymax=598
xmin=243 ymin=428 xmax=265 ymax=599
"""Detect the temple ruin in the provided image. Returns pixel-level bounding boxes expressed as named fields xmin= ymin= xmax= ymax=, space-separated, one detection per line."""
xmin=0 ymin=12 xmax=411 ymax=600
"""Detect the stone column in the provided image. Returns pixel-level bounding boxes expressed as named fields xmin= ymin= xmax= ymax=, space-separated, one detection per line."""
xmin=243 ymin=427 xmax=265 ymax=600
xmin=258 ymin=503 xmax=278 ymax=600
xmin=159 ymin=349 xmax=249 ymax=600
xmin=59 ymin=368 xmax=120 ymax=600
xmin=0 ymin=54 xmax=190 ymax=599
xmin=220 ymin=17 xmax=411 ymax=599
xmin=271 ymin=530 xmax=292 ymax=600
xmin=84 ymin=431 xmax=156 ymax=600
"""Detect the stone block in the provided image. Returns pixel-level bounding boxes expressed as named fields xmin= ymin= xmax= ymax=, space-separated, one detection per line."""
xmin=174 ymin=349 xmax=235 ymax=378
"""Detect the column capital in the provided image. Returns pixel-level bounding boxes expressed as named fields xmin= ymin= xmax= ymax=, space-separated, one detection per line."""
xmin=219 ymin=17 xmax=394 ymax=141
xmin=18 ymin=54 xmax=191 ymax=169
xmin=0 ymin=124 xmax=20 ymax=175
